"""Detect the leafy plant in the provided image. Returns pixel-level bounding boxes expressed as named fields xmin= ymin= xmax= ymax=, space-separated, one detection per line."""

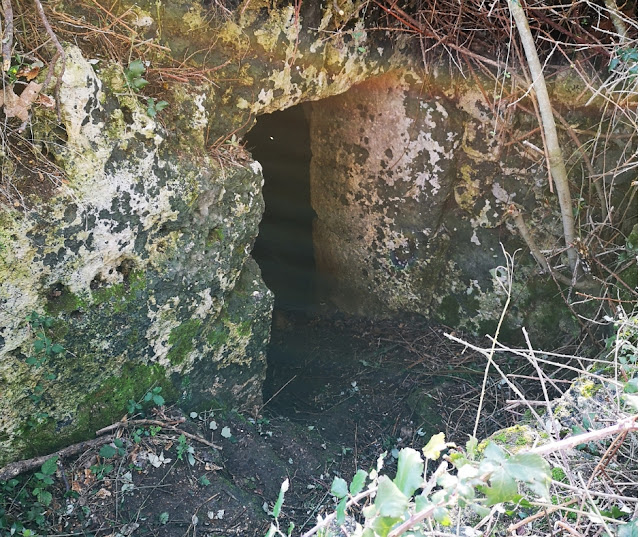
xmin=176 ymin=434 xmax=195 ymax=466
xmin=144 ymin=386 xmax=165 ymax=406
xmin=146 ymin=97 xmax=169 ymax=118
xmin=264 ymin=479 xmax=294 ymax=537
xmin=25 ymin=312 xmax=64 ymax=369
xmin=124 ymin=59 xmax=148 ymax=92
xmin=283 ymin=432 xmax=550 ymax=537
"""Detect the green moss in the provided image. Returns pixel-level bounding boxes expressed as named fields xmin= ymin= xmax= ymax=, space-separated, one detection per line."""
xmin=579 ymin=380 xmax=600 ymax=398
xmin=18 ymin=363 xmax=177 ymax=458
xmin=437 ymin=295 xmax=461 ymax=327
xmin=206 ymin=326 xmax=229 ymax=347
xmin=45 ymin=287 xmax=82 ymax=316
xmin=167 ymin=319 xmax=201 ymax=364
xmin=91 ymin=270 xmax=146 ymax=313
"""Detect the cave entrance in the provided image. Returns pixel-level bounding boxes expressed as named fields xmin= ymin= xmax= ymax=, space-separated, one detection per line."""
xmin=245 ymin=104 xmax=318 ymax=314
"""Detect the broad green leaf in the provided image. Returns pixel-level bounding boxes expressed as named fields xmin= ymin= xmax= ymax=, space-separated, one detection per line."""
xmin=505 ymin=453 xmax=550 ymax=482
xmin=38 ymin=490 xmax=53 ymax=506
xmin=618 ymin=518 xmax=638 ymax=537
xmin=51 ymin=344 xmax=64 ymax=354
xmin=331 ymin=477 xmax=348 ymax=499
xmin=471 ymin=503 xmax=491 ymax=517
xmin=99 ymin=444 xmax=117 ymax=458
xmin=434 ymin=506 xmax=451 ymax=526
xmin=336 ymin=496 xmax=347 ymax=525
xmin=394 ymin=448 xmax=424 ymax=497
xmin=127 ymin=59 xmax=146 ymax=77
xmin=482 ymin=442 xmax=506 ymax=463
xmin=505 ymin=453 xmax=551 ymax=499
xmin=375 ymin=476 xmax=409 ymax=518
xmin=272 ymin=478 xmax=288 ymax=519
xmin=152 ymin=394 xmax=165 ymax=406
xmin=34 ymin=339 xmax=45 ymax=352
xmin=415 ymin=495 xmax=430 ymax=512
xmin=422 ymin=432 xmax=447 ymax=461
xmin=41 ymin=456 xmax=58 ymax=476
xmin=155 ymin=101 xmax=169 ymax=112
xmin=483 ymin=468 xmax=518 ymax=506
xmin=466 ymin=436 xmax=479 ymax=459
xmin=370 ymin=516 xmax=402 ymax=537
xmin=350 ymin=469 xmax=368 ymax=495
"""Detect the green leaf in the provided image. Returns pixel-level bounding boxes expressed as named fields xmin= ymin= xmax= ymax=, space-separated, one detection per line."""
xmin=272 ymin=478 xmax=289 ymax=519
xmin=336 ymin=496 xmax=347 ymax=525
xmin=466 ymin=436 xmax=479 ymax=459
xmin=370 ymin=516 xmax=402 ymax=537
xmin=159 ymin=511 xmax=169 ymax=524
xmin=350 ymin=469 xmax=368 ymax=495
xmin=34 ymin=339 xmax=45 ymax=352
xmin=127 ymin=59 xmax=146 ymax=77
xmin=433 ymin=506 xmax=451 ymax=526
xmin=155 ymin=100 xmax=169 ymax=112
xmin=375 ymin=476 xmax=409 ymax=518
xmin=152 ymin=394 xmax=165 ymax=406
xmin=394 ymin=448 xmax=424 ymax=497
xmin=618 ymin=518 xmax=638 ymax=537
xmin=131 ymin=77 xmax=148 ymax=91
xmin=51 ymin=344 xmax=64 ymax=354
xmin=482 ymin=442 xmax=507 ymax=463
xmin=505 ymin=453 xmax=551 ymax=500
xmin=99 ymin=444 xmax=117 ymax=458
xmin=40 ymin=456 xmax=58 ymax=476
xmin=331 ymin=477 xmax=348 ymax=499
xmin=37 ymin=490 xmax=52 ymax=506
xmin=422 ymin=432 xmax=447 ymax=461
xmin=483 ymin=468 xmax=518 ymax=506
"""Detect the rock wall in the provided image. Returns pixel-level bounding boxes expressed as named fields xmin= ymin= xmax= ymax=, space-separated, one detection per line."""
xmin=0 ymin=0 xmax=633 ymax=463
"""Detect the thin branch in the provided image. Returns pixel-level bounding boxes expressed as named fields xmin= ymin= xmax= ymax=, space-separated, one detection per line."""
xmin=1 ymin=0 xmax=13 ymax=71
xmin=508 ymin=0 xmax=579 ymax=275
xmin=0 ymin=435 xmax=115 ymax=481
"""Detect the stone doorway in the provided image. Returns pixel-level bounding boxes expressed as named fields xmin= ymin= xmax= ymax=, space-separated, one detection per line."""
xmin=245 ymin=104 xmax=318 ymax=314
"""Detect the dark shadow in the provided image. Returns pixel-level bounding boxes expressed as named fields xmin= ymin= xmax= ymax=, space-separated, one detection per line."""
xmin=245 ymin=104 xmax=317 ymax=313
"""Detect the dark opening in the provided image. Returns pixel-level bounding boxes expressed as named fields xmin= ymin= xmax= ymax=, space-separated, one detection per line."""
xmin=245 ymin=104 xmax=317 ymax=313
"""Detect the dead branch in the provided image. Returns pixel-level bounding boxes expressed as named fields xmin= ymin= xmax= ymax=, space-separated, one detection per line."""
xmin=0 ymin=435 xmax=115 ymax=482
xmin=1 ymin=0 xmax=13 ymax=71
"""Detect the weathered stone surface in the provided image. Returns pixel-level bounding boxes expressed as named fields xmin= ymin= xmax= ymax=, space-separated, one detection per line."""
xmin=308 ymin=69 xmax=619 ymax=342
xmin=0 ymin=0 xmax=635 ymax=464
xmin=0 ymin=46 xmax=272 ymax=463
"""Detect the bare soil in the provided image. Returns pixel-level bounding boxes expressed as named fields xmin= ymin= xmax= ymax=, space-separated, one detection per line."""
xmin=3 ymin=311 xmax=518 ymax=536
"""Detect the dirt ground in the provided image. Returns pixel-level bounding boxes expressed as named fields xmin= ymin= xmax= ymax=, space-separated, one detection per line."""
xmin=2 ymin=311 xmax=530 ymax=536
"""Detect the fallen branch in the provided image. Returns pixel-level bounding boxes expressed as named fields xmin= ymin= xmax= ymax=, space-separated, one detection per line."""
xmin=527 ymin=415 xmax=638 ymax=456
xmin=0 ymin=435 xmax=115 ymax=482
xmin=95 ymin=418 xmax=222 ymax=450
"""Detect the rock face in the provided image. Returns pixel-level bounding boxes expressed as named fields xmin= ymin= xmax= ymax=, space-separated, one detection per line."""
xmin=0 ymin=1 xmax=634 ymax=463
xmin=0 ymin=46 xmax=275 ymax=463
xmin=309 ymin=68 xmax=607 ymax=338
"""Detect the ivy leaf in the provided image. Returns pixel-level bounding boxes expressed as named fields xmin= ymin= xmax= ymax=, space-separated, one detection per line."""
xmin=482 ymin=468 xmax=519 ymax=506
xmin=331 ymin=477 xmax=348 ymax=499
xmin=40 ymin=456 xmax=58 ymax=476
xmin=350 ymin=469 xmax=368 ymax=495
xmin=394 ymin=448 xmax=424 ymax=497
xmin=422 ymin=432 xmax=447 ymax=461
xmin=482 ymin=442 xmax=507 ymax=463
xmin=375 ymin=476 xmax=409 ymax=518
xmin=37 ymin=490 xmax=53 ymax=506
xmin=504 ymin=453 xmax=551 ymax=500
